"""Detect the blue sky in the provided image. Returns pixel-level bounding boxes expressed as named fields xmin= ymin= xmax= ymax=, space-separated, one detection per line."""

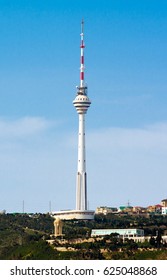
xmin=0 ymin=0 xmax=167 ymax=213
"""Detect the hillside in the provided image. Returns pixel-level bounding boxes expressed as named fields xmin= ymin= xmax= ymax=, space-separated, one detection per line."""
xmin=0 ymin=213 xmax=167 ymax=259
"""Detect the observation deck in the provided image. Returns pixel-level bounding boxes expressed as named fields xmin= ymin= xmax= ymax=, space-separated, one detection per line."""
xmin=73 ymin=87 xmax=91 ymax=114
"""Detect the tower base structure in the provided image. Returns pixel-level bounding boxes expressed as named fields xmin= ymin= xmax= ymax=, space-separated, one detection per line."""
xmin=51 ymin=209 xmax=94 ymax=220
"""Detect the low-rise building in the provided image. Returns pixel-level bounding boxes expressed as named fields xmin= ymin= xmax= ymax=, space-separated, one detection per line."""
xmin=91 ymin=228 xmax=144 ymax=238
xmin=132 ymin=206 xmax=147 ymax=214
xmin=118 ymin=206 xmax=134 ymax=214
xmin=162 ymin=207 xmax=167 ymax=215
xmin=95 ymin=206 xmax=118 ymax=215
xmin=161 ymin=199 xmax=167 ymax=207
xmin=147 ymin=204 xmax=162 ymax=214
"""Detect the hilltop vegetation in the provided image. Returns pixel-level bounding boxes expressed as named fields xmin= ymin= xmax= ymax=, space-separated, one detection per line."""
xmin=0 ymin=213 xmax=53 ymax=259
xmin=0 ymin=213 xmax=167 ymax=259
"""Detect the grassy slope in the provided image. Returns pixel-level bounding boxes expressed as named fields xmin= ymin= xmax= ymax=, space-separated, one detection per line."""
xmin=0 ymin=213 xmax=167 ymax=260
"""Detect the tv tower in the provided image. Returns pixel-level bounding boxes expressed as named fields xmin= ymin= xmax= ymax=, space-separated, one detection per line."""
xmin=73 ymin=20 xmax=91 ymax=211
xmin=52 ymin=21 xmax=94 ymax=220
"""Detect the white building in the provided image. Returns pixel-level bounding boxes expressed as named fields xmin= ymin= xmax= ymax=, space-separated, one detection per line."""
xmin=91 ymin=228 xmax=144 ymax=238
xmin=162 ymin=207 xmax=167 ymax=215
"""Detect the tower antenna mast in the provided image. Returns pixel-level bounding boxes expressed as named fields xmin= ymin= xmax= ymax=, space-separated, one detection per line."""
xmin=80 ymin=19 xmax=85 ymax=89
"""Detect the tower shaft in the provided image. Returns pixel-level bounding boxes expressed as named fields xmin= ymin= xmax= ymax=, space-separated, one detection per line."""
xmin=76 ymin=114 xmax=87 ymax=210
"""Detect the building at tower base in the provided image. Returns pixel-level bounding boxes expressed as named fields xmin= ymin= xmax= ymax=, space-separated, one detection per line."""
xmin=52 ymin=210 xmax=94 ymax=220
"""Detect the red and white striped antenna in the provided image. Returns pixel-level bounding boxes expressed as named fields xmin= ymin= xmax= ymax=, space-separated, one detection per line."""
xmin=80 ymin=19 xmax=85 ymax=88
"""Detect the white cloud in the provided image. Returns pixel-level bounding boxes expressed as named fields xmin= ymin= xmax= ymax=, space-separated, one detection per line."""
xmin=0 ymin=116 xmax=75 ymax=213
xmin=0 ymin=118 xmax=167 ymax=212
xmin=0 ymin=116 xmax=54 ymax=139
xmin=86 ymin=122 xmax=167 ymax=208
xmin=87 ymin=121 xmax=167 ymax=152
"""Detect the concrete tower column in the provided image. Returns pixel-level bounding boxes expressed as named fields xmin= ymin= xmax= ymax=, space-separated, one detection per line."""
xmin=76 ymin=113 xmax=87 ymax=210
